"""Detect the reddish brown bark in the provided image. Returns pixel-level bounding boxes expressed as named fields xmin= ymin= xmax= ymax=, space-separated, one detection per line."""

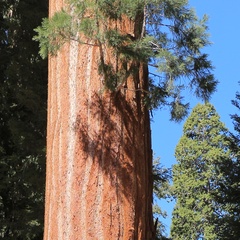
xmin=44 ymin=1 xmax=153 ymax=239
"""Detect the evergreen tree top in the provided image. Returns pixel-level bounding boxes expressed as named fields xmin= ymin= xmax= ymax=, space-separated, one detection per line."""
xmin=183 ymin=103 xmax=228 ymax=138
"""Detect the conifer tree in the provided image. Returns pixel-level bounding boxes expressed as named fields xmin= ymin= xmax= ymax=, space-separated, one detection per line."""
xmin=171 ymin=103 xmax=232 ymax=239
xmin=34 ymin=1 xmax=217 ymax=239
xmin=217 ymin=88 xmax=240 ymax=238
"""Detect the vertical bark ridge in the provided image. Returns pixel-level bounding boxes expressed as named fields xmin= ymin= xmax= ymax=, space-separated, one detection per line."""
xmin=56 ymin=54 xmax=63 ymax=239
xmin=64 ymin=38 xmax=79 ymax=238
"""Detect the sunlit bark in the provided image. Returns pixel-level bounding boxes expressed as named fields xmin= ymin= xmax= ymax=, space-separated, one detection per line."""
xmin=44 ymin=1 xmax=153 ymax=239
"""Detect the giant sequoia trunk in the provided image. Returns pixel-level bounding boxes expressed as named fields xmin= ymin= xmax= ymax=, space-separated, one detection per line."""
xmin=44 ymin=1 xmax=153 ymax=239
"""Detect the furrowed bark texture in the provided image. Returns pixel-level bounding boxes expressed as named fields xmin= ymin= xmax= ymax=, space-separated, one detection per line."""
xmin=44 ymin=1 xmax=153 ymax=239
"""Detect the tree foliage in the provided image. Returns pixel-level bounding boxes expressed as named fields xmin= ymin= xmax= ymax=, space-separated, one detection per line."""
xmin=171 ymin=103 xmax=234 ymax=239
xmin=152 ymin=158 xmax=171 ymax=239
xmin=0 ymin=0 xmax=48 ymax=239
xmin=34 ymin=0 xmax=217 ymax=121
xmin=217 ymin=88 xmax=240 ymax=238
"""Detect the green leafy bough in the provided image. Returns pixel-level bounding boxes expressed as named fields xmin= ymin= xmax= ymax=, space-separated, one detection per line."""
xmin=34 ymin=0 xmax=217 ymax=121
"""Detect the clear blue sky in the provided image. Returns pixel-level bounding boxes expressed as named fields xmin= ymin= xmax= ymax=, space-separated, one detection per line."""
xmin=151 ymin=1 xmax=240 ymax=236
